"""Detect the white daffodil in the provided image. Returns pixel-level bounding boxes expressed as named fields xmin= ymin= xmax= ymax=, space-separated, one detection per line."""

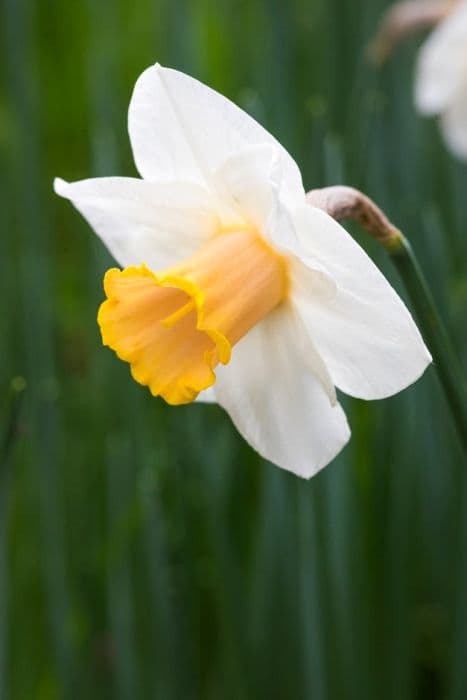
xmin=415 ymin=0 xmax=467 ymax=157
xmin=55 ymin=64 xmax=431 ymax=478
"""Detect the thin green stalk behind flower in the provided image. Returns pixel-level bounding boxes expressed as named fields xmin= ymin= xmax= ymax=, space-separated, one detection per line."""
xmin=1 ymin=377 xmax=26 ymax=470
xmin=386 ymin=234 xmax=467 ymax=453
xmin=0 ymin=377 xmax=26 ymax=700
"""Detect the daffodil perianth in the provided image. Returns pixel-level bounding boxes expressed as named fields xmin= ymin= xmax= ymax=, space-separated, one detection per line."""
xmin=55 ymin=64 xmax=431 ymax=478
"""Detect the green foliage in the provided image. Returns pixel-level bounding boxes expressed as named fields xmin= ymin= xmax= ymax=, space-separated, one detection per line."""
xmin=1 ymin=0 xmax=466 ymax=697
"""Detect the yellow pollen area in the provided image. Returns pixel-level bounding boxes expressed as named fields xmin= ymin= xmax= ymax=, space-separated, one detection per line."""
xmin=97 ymin=229 xmax=288 ymax=405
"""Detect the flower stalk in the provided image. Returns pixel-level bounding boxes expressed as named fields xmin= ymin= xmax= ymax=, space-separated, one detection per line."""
xmin=386 ymin=235 xmax=467 ymax=452
xmin=308 ymin=186 xmax=467 ymax=453
xmin=1 ymin=376 xmax=26 ymax=470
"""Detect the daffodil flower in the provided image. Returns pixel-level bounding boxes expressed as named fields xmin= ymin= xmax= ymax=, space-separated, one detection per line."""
xmin=55 ymin=64 xmax=431 ymax=477
xmin=416 ymin=0 xmax=467 ymax=158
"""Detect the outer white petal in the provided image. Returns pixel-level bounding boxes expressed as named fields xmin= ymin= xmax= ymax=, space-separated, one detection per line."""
xmin=213 ymin=144 xmax=281 ymax=230
xmin=415 ymin=0 xmax=467 ymax=114
xmin=213 ymin=144 xmax=306 ymax=259
xmin=440 ymin=85 xmax=467 ymax=157
xmin=214 ymin=144 xmax=298 ymax=236
xmin=214 ymin=303 xmax=350 ymax=478
xmin=195 ymin=387 xmax=217 ymax=403
xmin=291 ymin=205 xmax=432 ymax=400
xmin=54 ymin=176 xmax=219 ymax=269
xmin=214 ymin=152 xmax=341 ymax=335
xmin=128 ymin=64 xmax=305 ymax=210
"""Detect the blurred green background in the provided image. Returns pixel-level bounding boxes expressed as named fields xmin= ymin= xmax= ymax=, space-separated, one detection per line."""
xmin=1 ymin=0 xmax=467 ymax=698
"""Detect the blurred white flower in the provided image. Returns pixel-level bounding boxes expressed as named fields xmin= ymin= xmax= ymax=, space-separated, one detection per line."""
xmin=415 ymin=0 xmax=467 ymax=157
xmin=55 ymin=64 xmax=431 ymax=478
xmin=368 ymin=0 xmax=458 ymax=64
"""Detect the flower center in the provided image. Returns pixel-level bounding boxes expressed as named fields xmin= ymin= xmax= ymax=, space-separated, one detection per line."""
xmin=98 ymin=230 xmax=288 ymax=404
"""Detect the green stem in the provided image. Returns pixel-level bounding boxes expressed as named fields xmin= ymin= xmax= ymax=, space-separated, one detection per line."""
xmin=1 ymin=376 xmax=26 ymax=470
xmin=384 ymin=234 xmax=467 ymax=455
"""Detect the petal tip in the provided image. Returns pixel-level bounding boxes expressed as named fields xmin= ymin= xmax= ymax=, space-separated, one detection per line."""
xmin=286 ymin=408 xmax=351 ymax=479
xmin=53 ymin=177 xmax=69 ymax=197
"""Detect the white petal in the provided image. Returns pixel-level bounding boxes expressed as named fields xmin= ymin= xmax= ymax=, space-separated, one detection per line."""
xmin=128 ymin=64 xmax=305 ymax=210
xmin=440 ymin=85 xmax=467 ymax=158
xmin=213 ymin=144 xmax=281 ymax=230
xmin=215 ymin=147 xmax=325 ymax=263
xmin=291 ymin=205 xmax=432 ymax=400
xmin=195 ymin=387 xmax=217 ymax=403
xmin=215 ymin=154 xmax=340 ymax=313
xmin=214 ymin=304 xmax=350 ymax=478
xmin=415 ymin=1 xmax=467 ymax=114
xmin=54 ymin=176 xmax=219 ymax=269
